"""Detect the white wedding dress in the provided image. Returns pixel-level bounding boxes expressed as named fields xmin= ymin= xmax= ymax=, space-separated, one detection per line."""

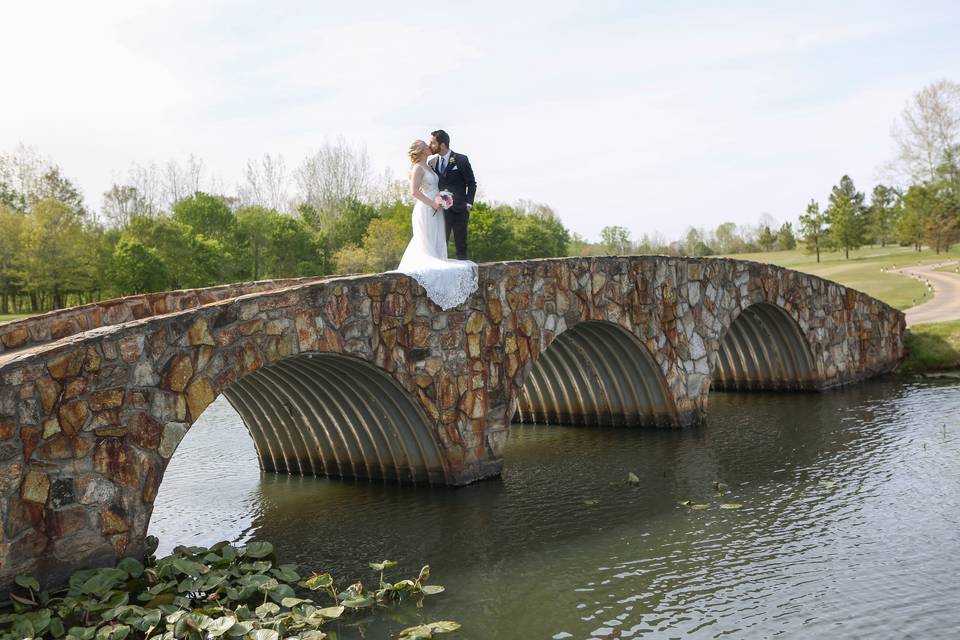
xmin=394 ymin=165 xmax=478 ymax=310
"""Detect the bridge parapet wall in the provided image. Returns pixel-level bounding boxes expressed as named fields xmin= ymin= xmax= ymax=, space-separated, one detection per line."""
xmin=0 ymin=276 xmax=324 ymax=359
xmin=0 ymin=256 xmax=904 ymax=590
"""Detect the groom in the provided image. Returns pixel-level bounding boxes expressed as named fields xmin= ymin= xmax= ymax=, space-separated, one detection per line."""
xmin=429 ymin=129 xmax=476 ymax=260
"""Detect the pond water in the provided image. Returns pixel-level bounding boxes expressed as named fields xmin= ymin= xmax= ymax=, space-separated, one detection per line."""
xmin=150 ymin=380 xmax=960 ymax=639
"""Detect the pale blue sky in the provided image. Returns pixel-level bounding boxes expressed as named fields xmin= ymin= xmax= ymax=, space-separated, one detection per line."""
xmin=3 ymin=0 xmax=958 ymax=239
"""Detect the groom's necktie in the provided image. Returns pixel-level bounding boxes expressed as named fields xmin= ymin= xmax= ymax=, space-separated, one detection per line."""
xmin=439 ymin=157 xmax=446 ymax=175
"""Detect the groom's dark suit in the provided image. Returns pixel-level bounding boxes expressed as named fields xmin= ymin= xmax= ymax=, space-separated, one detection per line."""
xmin=433 ymin=151 xmax=476 ymax=260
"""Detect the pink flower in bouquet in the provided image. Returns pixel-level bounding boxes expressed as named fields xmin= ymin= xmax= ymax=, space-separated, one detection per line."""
xmin=438 ymin=190 xmax=454 ymax=210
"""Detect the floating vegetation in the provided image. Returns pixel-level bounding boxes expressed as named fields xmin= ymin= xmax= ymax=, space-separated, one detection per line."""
xmin=719 ymin=503 xmax=744 ymax=510
xmin=817 ymin=480 xmax=836 ymax=489
xmin=582 ymin=499 xmax=600 ymax=506
xmin=677 ymin=500 xmax=710 ymax=510
xmin=626 ymin=472 xmax=641 ymax=485
xmin=0 ymin=537 xmax=454 ymax=640
xmin=398 ymin=621 xmax=462 ymax=638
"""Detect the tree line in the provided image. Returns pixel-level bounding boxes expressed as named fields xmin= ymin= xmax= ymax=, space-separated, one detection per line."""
xmin=0 ymin=141 xmax=571 ymax=315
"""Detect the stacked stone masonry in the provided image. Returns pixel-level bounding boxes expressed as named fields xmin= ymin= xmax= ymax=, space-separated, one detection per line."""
xmin=0 ymin=256 xmax=904 ymax=590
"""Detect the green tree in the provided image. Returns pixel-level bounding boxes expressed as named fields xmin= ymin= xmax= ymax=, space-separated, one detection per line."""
xmin=0 ymin=205 xmax=23 ymax=313
xmin=868 ymin=185 xmax=900 ymax=247
xmin=18 ymin=198 xmax=90 ymax=309
xmin=600 ymin=225 xmax=631 ymax=255
xmin=468 ymin=202 xmax=518 ymax=263
xmin=825 ymin=175 xmax=866 ymax=259
xmin=776 ymin=222 xmax=797 ymax=250
xmin=897 ymin=185 xmax=927 ymax=251
xmin=172 ymin=192 xmax=236 ymax=243
xmin=512 ymin=205 xmax=570 ymax=259
xmin=757 ymin=225 xmax=777 ymax=252
xmin=235 ymin=206 xmax=276 ymax=280
xmin=109 ymin=237 xmax=168 ymax=294
xmin=799 ymin=199 xmax=827 ymax=263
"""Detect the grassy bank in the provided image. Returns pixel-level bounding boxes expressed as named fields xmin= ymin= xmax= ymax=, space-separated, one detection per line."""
xmin=727 ymin=245 xmax=960 ymax=310
xmin=900 ymin=321 xmax=960 ymax=374
xmin=0 ymin=313 xmax=34 ymax=324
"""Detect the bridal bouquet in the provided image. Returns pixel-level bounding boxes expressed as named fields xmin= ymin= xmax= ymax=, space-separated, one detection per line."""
xmin=438 ymin=190 xmax=454 ymax=210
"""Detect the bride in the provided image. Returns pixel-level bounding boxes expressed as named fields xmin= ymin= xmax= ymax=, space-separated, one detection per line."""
xmin=394 ymin=139 xmax=478 ymax=310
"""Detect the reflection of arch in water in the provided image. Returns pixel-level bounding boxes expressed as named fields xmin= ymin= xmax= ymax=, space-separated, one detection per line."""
xmin=220 ymin=353 xmax=448 ymax=484
xmin=515 ymin=320 xmax=678 ymax=427
xmin=712 ymin=303 xmax=819 ymax=391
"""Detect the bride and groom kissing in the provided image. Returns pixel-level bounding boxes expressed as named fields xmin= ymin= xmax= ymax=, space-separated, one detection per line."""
xmin=394 ymin=129 xmax=480 ymax=310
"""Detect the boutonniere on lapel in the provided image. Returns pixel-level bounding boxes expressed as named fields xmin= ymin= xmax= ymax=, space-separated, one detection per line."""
xmin=448 ymin=155 xmax=456 ymax=166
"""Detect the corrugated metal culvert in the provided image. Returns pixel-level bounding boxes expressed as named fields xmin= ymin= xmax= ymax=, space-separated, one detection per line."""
xmin=223 ymin=353 xmax=448 ymax=484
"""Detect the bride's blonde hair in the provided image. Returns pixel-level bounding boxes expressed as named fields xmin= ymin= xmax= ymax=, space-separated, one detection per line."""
xmin=407 ymin=140 xmax=427 ymax=164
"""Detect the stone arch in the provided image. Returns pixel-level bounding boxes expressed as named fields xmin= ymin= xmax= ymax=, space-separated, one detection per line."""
xmin=217 ymin=352 xmax=448 ymax=484
xmin=514 ymin=320 xmax=679 ymax=427
xmin=711 ymin=302 xmax=819 ymax=391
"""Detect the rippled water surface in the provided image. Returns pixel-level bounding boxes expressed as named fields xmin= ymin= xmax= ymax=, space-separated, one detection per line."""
xmin=150 ymin=381 xmax=960 ymax=639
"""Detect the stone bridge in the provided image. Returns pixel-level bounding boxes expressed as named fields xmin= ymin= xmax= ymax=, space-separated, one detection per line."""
xmin=0 ymin=256 xmax=904 ymax=588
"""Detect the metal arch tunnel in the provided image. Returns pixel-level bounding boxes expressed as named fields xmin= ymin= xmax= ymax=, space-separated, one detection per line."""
xmin=221 ymin=353 xmax=448 ymax=484
xmin=711 ymin=303 xmax=818 ymax=391
xmin=514 ymin=321 xmax=679 ymax=427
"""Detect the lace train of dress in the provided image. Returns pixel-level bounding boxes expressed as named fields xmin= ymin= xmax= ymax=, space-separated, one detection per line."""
xmin=393 ymin=166 xmax=478 ymax=310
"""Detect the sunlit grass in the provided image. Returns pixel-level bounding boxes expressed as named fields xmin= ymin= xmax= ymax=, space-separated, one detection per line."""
xmin=901 ymin=320 xmax=960 ymax=373
xmin=0 ymin=313 xmax=35 ymax=324
xmin=723 ymin=245 xmax=960 ymax=310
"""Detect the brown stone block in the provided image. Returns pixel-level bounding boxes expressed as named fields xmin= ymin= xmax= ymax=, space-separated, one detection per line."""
xmin=142 ymin=465 xmax=160 ymax=504
xmin=467 ymin=334 xmax=481 ymax=359
xmin=417 ymin=389 xmax=439 ymax=421
xmin=295 ymin=312 xmax=318 ymax=351
xmin=486 ymin=298 xmax=502 ymax=323
xmin=91 ymin=410 xmax=122 ymax=429
xmin=162 ymin=353 xmax=194 ymax=393
xmin=0 ymin=419 xmax=15 ymax=440
xmin=465 ymin=312 xmax=484 ymax=334
xmin=41 ymin=434 xmax=94 ymax=460
xmin=119 ymin=335 xmax=144 ymax=363
xmin=47 ymin=505 xmax=88 ymax=537
xmin=93 ymin=439 xmax=141 ymax=488
xmin=239 ymin=318 xmax=264 ymax=337
xmin=63 ymin=377 xmax=88 ymax=399
xmin=83 ymin=347 xmax=101 ymax=373
xmin=21 ymin=426 xmax=40 ymax=462
xmin=1 ymin=325 xmax=30 ymax=349
xmin=58 ymin=399 xmax=89 ymax=435
xmin=414 ymin=373 xmax=433 ymax=389
xmin=47 ymin=350 xmax=84 ymax=380
xmin=128 ymin=413 xmax=163 ymax=450
xmin=439 ymin=375 xmax=458 ymax=411
xmin=101 ymin=503 xmax=129 ymax=535
xmin=21 ymin=469 xmax=50 ymax=504
xmin=186 ymin=378 xmax=215 ymax=421
xmin=89 ymin=388 xmax=125 ymax=412
xmin=188 ymin=317 xmax=215 ymax=346
xmin=42 ymin=418 xmax=61 ymax=439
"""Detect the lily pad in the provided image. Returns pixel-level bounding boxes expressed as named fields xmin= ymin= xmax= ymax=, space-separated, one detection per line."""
xmin=719 ymin=503 xmax=743 ymax=510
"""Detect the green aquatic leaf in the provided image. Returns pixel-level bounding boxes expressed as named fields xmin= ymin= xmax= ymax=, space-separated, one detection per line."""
xmin=206 ymin=615 xmax=237 ymax=638
xmin=417 ymin=565 xmax=431 ymax=583
xmin=420 ymin=585 xmax=445 ymax=595
xmin=817 ymin=480 xmax=836 ymax=488
xmin=249 ymin=629 xmax=279 ymax=640
xmin=303 ymin=573 xmax=334 ymax=590
xmin=281 ymin=597 xmax=314 ymax=608
xmin=255 ymin=602 xmax=280 ymax=618
xmin=399 ymin=621 xmax=462 ymax=638
xmin=627 ymin=472 xmax=641 ymax=485
xmin=116 ymin=558 xmax=144 ymax=578
xmin=582 ymin=499 xmax=600 ymax=505
xmin=369 ymin=560 xmax=398 ymax=572
xmin=243 ymin=542 xmax=274 ymax=559
xmin=15 ymin=574 xmax=41 ymax=592
xmin=314 ymin=606 xmax=344 ymax=619
xmin=719 ymin=503 xmax=744 ymax=509
xmin=340 ymin=596 xmax=374 ymax=608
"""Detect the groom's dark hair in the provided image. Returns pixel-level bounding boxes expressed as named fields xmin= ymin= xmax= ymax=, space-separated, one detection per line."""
xmin=431 ymin=129 xmax=450 ymax=147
